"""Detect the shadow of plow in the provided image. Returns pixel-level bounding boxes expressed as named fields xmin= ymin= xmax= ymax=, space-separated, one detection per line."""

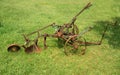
xmin=93 ymin=17 xmax=120 ymax=49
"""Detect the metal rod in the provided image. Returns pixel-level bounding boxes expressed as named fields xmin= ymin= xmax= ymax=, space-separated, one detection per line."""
xmin=26 ymin=23 xmax=55 ymax=36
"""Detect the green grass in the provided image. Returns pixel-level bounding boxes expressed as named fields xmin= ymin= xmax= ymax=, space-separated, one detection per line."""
xmin=0 ymin=0 xmax=120 ymax=75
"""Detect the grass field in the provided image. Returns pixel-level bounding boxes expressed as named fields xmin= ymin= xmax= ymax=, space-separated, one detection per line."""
xmin=0 ymin=0 xmax=120 ymax=75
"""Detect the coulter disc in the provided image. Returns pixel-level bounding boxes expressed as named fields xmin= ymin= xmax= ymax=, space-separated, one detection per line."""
xmin=7 ymin=44 xmax=21 ymax=52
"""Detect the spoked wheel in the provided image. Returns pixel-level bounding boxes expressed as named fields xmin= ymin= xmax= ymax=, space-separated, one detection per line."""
xmin=75 ymin=37 xmax=87 ymax=55
xmin=64 ymin=36 xmax=86 ymax=56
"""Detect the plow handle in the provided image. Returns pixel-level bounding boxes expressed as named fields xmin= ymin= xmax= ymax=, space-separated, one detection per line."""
xmin=70 ymin=2 xmax=92 ymax=24
xmin=74 ymin=2 xmax=92 ymax=18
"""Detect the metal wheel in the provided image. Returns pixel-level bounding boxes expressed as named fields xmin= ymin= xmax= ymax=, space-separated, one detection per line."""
xmin=75 ymin=37 xmax=87 ymax=55
xmin=64 ymin=36 xmax=86 ymax=55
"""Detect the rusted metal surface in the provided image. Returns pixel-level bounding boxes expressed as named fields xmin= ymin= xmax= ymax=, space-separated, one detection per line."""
xmin=7 ymin=2 xmax=108 ymax=55
xmin=7 ymin=44 xmax=21 ymax=52
xmin=23 ymin=44 xmax=41 ymax=53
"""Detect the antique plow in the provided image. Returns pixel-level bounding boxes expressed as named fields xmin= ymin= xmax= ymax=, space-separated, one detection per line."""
xmin=7 ymin=2 xmax=108 ymax=55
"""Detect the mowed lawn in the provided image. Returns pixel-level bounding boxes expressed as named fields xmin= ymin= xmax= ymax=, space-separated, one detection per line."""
xmin=0 ymin=0 xmax=120 ymax=75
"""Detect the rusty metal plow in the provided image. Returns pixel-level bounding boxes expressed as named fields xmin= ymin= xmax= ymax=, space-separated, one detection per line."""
xmin=7 ymin=2 xmax=109 ymax=55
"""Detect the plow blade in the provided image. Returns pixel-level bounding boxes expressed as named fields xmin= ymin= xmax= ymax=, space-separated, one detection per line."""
xmin=24 ymin=44 xmax=41 ymax=53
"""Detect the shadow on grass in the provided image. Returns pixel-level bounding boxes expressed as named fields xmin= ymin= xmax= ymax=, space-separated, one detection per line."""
xmin=93 ymin=17 xmax=120 ymax=49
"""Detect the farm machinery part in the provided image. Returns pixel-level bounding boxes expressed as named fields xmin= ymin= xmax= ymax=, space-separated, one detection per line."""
xmin=7 ymin=2 xmax=108 ymax=55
